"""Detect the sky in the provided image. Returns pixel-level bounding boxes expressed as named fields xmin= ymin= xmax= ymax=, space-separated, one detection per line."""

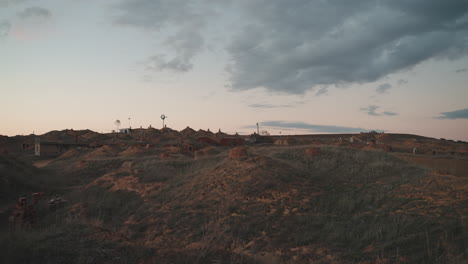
xmin=1 ymin=0 xmax=467 ymax=141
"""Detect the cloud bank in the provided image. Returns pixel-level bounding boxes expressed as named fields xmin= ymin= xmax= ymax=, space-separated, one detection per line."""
xmin=246 ymin=121 xmax=376 ymax=133
xmin=228 ymin=0 xmax=468 ymax=94
xmin=111 ymin=0 xmax=468 ymax=93
xmin=437 ymin=108 xmax=468 ymax=119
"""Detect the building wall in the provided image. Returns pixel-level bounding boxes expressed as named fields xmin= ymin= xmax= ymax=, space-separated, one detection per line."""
xmin=119 ymin=128 xmax=130 ymax=134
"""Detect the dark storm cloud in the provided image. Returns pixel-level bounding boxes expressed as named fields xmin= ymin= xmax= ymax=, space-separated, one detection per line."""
xmin=228 ymin=0 xmax=468 ymax=94
xmin=436 ymin=108 xmax=468 ymax=119
xmin=17 ymin=7 xmax=51 ymax=21
xmin=455 ymin=68 xmax=467 ymax=73
xmin=0 ymin=21 xmax=11 ymax=39
xmin=114 ymin=0 xmax=211 ymax=73
xmin=245 ymin=121 xmax=375 ymax=133
xmin=376 ymin=83 xmax=392 ymax=94
xmin=361 ymin=105 xmax=398 ymax=116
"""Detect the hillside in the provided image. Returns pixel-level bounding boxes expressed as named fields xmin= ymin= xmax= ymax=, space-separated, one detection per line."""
xmin=0 ymin=141 xmax=466 ymax=263
xmin=0 ymin=155 xmax=64 ymax=207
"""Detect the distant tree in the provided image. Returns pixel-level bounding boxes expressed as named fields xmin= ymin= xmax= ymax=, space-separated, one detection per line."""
xmin=114 ymin=119 xmax=121 ymax=132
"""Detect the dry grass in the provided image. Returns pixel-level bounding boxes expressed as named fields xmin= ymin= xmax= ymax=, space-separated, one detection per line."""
xmin=396 ymin=153 xmax=468 ymax=177
xmin=1 ymin=145 xmax=467 ymax=263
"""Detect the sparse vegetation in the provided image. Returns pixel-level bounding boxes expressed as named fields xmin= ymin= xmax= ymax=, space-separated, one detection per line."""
xmin=0 ymin=155 xmax=65 ymax=205
xmin=0 ymin=222 xmax=153 ymax=264
xmin=70 ymin=185 xmax=143 ymax=226
xmin=1 ymin=137 xmax=467 ymax=263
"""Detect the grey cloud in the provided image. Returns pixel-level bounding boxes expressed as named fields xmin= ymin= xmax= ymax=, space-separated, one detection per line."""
xmin=145 ymin=54 xmax=193 ymax=73
xmin=114 ymin=0 xmax=210 ymax=73
xmin=228 ymin=0 xmax=468 ymax=94
xmin=361 ymin=105 xmax=380 ymax=116
xmin=315 ymin=87 xmax=328 ymax=96
xmin=397 ymin=79 xmax=408 ymax=85
xmin=0 ymin=21 xmax=11 ymax=39
xmin=247 ymin=99 xmax=306 ymax=109
xmin=248 ymin=103 xmax=294 ymax=109
xmin=245 ymin=121 xmax=377 ymax=133
xmin=382 ymin=111 xmax=399 ymax=116
xmin=17 ymin=7 xmax=51 ymax=21
xmin=376 ymin=83 xmax=392 ymax=94
xmin=455 ymin=68 xmax=467 ymax=73
xmin=436 ymin=108 xmax=468 ymax=119
xmin=361 ymin=105 xmax=398 ymax=116
xmin=160 ymin=25 xmax=204 ymax=72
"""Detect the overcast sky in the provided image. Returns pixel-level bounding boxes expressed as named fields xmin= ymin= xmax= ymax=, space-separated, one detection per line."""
xmin=1 ymin=0 xmax=467 ymax=140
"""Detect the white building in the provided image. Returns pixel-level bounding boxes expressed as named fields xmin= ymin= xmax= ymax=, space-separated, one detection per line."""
xmin=119 ymin=128 xmax=131 ymax=134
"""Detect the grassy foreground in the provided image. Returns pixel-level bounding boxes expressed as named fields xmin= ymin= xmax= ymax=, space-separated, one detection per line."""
xmin=0 ymin=146 xmax=466 ymax=263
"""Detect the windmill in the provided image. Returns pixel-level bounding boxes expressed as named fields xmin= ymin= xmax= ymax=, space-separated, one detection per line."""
xmin=161 ymin=114 xmax=167 ymax=128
